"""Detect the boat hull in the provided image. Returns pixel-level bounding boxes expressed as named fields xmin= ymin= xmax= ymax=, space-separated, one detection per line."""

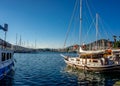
xmin=0 ymin=61 xmax=14 ymax=80
xmin=65 ymin=60 xmax=120 ymax=72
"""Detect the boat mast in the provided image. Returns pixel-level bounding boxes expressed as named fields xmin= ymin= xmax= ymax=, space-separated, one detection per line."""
xmin=80 ymin=0 xmax=82 ymax=49
xmin=35 ymin=40 xmax=36 ymax=49
xmin=4 ymin=31 xmax=7 ymax=49
xmin=96 ymin=13 xmax=98 ymax=50
xmin=3 ymin=24 xmax=8 ymax=49
xmin=19 ymin=35 xmax=21 ymax=46
xmin=16 ymin=33 xmax=18 ymax=46
xmin=15 ymin=33 xmax=18 ymax=50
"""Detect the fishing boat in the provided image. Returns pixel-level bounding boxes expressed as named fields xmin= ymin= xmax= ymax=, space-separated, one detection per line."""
xmin=0 ymin=24 xmax=14 ymax=79
xmin=61 ymin=0 xmax=120 ymax=72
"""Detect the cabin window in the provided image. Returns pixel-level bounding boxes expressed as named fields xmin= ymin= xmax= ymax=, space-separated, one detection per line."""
xmin=2 ymin=53 xmax=5 ymax=61
xmin=93 ymin=59 xmax=98 ymax=63
xmin=9 ymin=53 xmax=12 ymax=59
xmin=7 ymin=53 xmax=9 ymax=60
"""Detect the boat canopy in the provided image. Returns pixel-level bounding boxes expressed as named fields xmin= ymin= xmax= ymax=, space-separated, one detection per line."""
xmin=79 ymin=47 xmax=105 ymax=54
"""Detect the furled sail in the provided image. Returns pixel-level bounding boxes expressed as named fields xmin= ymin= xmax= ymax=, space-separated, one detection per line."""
xmin=79 ymin=47 xmax=104 ymax=54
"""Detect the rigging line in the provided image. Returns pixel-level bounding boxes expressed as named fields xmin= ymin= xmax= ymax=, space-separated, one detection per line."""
xmin=97 ymin=28 xmax=103 ymax=39
xmin=84 ymin=1 xmax=92 ymax=27
xmin=99 ymin=16 xmax=109 ymax=38
xmin=63 ymin=0 xmax=78 ymax=48
xmin=99 ymin=16 xmax=110 ymax=39
xmin=83 ymin=17 xmax=95 ymax=43
xmin=70 ymin=3 xmax=79 ymax=46
xmin=98 ymin=20 xmax=109 ymax=41
xmin=97 ymin=26 xmax=102 ymax=39
xmin=99 ymin=16 xmax=114 ymax=38
xmin=82 ymin=5 xmax=95 ymax=43
xmin=97 ymin=30 xmax=102 ymax=40
xmin=85 ymin=12 xmax=92 ymax=28
xmin=71 ymin=15 xmax=78 ymax=45
xmin=85 ymin=0 xmax=96 ymax=27
xmin=96 ymin=18 xmax=103 ymax=39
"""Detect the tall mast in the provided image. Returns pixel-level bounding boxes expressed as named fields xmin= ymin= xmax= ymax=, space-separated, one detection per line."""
xmin=16 ymin=33 xmax=18 ymax=45
xmin=80 ymin=0 xmax=82 ymax=47
xmin=35 ymin=40 xmax=36 ymax=49
xmin=19 ymin=35 xmax=21 ymax=46
xmin=96 ymin=13 xmax=98 ymax=49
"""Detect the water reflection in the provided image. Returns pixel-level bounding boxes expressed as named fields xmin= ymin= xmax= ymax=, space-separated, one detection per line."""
xmin=0 ymin=70 xmax=15 ymax=86
xmin=64 ymin=65 xmax=120 ymax=86
xmin=1 ymin=53 xmax=120 ymax=86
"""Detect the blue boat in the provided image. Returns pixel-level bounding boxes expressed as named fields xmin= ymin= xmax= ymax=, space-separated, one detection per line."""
xmin=0 ymin=23 xmax=14 ymax=80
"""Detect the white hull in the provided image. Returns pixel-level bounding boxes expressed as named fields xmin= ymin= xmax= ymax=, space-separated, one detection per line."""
xmin=65 ymin=60 xmax=120 ymax=71
xmin=61 ymin=54 xmax=120 ymax=72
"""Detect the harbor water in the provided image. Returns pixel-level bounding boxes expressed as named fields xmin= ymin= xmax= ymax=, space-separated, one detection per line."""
xmin=0 ymin=52 xmax=120 ymax=86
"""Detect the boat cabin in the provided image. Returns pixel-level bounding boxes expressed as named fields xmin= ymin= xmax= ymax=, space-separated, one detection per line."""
xmin=0 ymin=50 xmax=13 ymax=62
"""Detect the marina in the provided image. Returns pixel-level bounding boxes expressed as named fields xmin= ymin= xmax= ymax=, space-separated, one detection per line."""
xmin=0 ymin=0 xmax=120 ymax=85
xmin=61 ymin=0 xmax=120 ymax=72
xmin=0 ymin=52 xmax=120 ymax=86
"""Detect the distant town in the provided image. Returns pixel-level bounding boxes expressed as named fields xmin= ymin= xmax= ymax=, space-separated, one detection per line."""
xmin=1 ymin=36 xmax=120 ymax=53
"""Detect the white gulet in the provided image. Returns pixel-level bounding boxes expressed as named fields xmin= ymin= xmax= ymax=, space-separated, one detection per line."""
xmin=61 ymin=0 xmax=120 ymax=72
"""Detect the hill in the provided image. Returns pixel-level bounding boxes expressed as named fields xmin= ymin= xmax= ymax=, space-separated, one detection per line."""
xmin=0 ymin=38 xmax=116 ymax=53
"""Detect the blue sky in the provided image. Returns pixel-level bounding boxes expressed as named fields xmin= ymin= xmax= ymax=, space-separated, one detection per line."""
xmin=0 ymin=0 xmax=120 ymax=48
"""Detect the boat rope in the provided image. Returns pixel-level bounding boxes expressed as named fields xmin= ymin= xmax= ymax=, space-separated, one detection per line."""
xmin=70 ymin=13 xmax=79 ymax=46
xmin=83 ymin=17 xmax=95 ymax=43
xmin=63 ymin=0 xmax=78 ymax=48
xmin=99 ymin=16 xmax=114 ymax=38
xmin=85 ymin=0 xmax=96 ymax=27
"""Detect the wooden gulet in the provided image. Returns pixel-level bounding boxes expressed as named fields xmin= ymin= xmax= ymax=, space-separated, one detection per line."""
xmin=61 ymin=0 xmax=120 ymax=72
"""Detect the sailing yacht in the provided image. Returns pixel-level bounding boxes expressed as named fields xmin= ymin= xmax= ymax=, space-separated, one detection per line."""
xmin=0 ymin=24 xmax=14 ymax=79
xmin=61 ymin=0 xmax=120 ymax=72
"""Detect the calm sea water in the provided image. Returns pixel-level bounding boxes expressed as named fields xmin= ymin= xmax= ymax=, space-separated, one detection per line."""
xmin=0 ymin=52 xmax=120 ymax=86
